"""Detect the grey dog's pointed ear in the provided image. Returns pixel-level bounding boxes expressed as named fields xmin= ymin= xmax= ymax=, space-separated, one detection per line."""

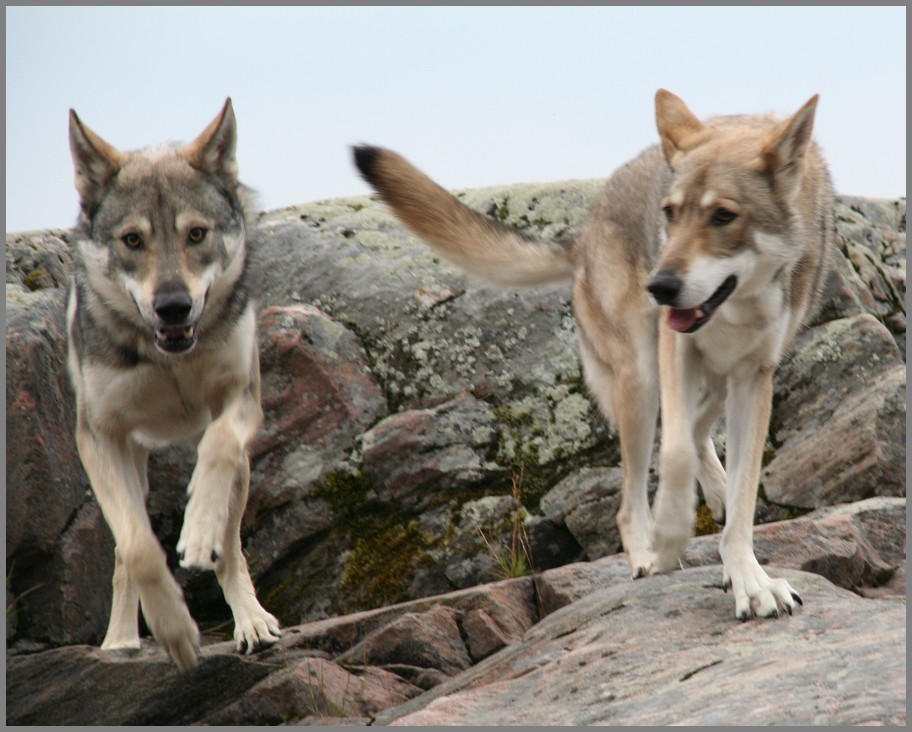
xmin=655 ymin=89 xmax=711 ymax=166
xmin=186 ymin=98 xmax=238 ymax=182
xmin=69 ymin=109 xmax=124 ymax=204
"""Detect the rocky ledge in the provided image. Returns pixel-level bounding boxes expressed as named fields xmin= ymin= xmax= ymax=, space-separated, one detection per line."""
xmin=5 ymin=180 xmax=906 ymax=725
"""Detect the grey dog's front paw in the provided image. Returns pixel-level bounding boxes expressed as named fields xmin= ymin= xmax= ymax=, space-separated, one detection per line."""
xmin=177 ymin=498 xmax=226 ymax=571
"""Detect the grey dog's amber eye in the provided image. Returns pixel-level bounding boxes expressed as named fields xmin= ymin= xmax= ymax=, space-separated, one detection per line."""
xmin=122 ymin=232 xmax=142 ymax=249
xmin=662 ymin=205 xmax=675 ymax=223
xmin=188 ymin=227 xmax=207 ymax=244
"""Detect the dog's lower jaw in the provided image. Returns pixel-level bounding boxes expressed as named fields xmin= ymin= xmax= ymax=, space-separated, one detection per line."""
xmin=154 ymin=325 xmax=198 ymax=354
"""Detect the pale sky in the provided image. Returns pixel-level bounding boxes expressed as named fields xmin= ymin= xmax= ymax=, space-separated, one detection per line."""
xmin=5 ymin=6 xmax=906 ymax=233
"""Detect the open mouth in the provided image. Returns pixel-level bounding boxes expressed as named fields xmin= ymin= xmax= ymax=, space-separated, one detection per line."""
xmin=667 ymin=275 xmax=738 ymax=334
xmin=154 ymin=325 xmax=198 ymax=354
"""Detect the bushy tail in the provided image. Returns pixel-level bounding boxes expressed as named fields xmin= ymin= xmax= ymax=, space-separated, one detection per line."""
xmin=353 ymin=146 xmax=576 ymax=287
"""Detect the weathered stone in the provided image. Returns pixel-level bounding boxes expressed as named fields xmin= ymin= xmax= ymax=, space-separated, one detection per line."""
xmin=682 ymin=497 xmax=906 ymax=599
xmin=361 ymin=392 xmax=499 ymax=509
xmin=12 ymin=501 xmax=114 ymax=646
xmin=765 ymin=315 xmax=905 ymax=509
xmin=7 ymin=496 xmax=904 ymax=726
xmin=534 ymin=497 xmax=906 ymax=615
xmin=244 ymin=303 xmax=388 ymax=576
xmin=5 ymin=184 xmax=906 ymax=726
xmin=377 ymin=568 xmax=906 ymax=726
xmin=461 ymin=607 xmax=512 ymax=661
xmin=6 ymin=645 xmax=276 ymax=725
xmin=336 ymin=605 xmax=472 ymax=677
xmin=541 ymin=466 xmax=625 ymax=559
xmin=5 ymin=290 xmax=84 ymax=558
xmin=202 ymin=657 xmax=422 ymax=724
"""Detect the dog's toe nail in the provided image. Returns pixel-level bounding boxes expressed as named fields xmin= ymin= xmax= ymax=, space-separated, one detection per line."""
xmin=211 ymin=549 xmax=221 ymax=564
xmin=791 ymin=591 xmax=803 ymax=606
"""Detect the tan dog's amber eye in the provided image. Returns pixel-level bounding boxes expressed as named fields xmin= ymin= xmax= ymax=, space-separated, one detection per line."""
xmin=188 ymin=227 xmax=208 ymax=244
xmin=122 ymin=232 xmax=142 ymax=249
xmin=711 ymin=208 xmax=737 ymax=226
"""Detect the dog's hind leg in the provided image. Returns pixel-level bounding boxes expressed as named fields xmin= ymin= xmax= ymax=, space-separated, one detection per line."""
xmin=100 ymin=443 xmax=150 ymax=650
xmin=76 ymin=421 xmax=199 ymax=669
xmin=577 ymin=309 xmax=660 ymax=579
xmin=611 ymin=358 xmax=660 ymax=579
xmin=215 ymin=454 xmax=281 ymax=653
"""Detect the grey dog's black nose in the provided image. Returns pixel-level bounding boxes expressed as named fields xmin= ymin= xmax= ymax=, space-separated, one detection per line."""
xmin=647 ymin=271 xmax=683 ymax=306
xmin=153 ymin=284 xmax=193 ymax=324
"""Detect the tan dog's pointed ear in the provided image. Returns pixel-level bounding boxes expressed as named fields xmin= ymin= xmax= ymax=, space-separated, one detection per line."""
xmin=759 ymin=94 xmax=819 ymax=196
xmin=186 ymin=98 xmax=238 ymax=182
xmin=69 ymin=109 xmax=124 ymax=204
xmin=655 ymin=89 xmax=710 ymax=166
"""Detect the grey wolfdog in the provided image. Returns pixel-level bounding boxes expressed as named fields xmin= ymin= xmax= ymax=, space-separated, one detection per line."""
xmin=66 ymin=99 xmax=280 ymax=669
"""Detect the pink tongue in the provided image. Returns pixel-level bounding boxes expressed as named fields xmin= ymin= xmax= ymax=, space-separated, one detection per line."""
xmin=668 ymin=308 xmax=698 ymax=333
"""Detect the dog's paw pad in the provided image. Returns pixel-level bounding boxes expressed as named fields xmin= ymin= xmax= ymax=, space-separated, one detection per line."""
xmin=176 ymin=527 xmax=224 ymax=571
xmin=725 ymin=561 xmax=802 ymax=621
xmin=234 ymin=613 xmax=282 ymax=655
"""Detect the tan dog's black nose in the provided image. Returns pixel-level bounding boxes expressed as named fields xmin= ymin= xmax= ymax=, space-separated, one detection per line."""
xmin=647 ymin=270 xmax=683 ymax=306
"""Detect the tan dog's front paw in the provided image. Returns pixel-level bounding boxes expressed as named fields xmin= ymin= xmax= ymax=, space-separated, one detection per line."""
xmin=722 ymin=555 xmax=802 ymax=620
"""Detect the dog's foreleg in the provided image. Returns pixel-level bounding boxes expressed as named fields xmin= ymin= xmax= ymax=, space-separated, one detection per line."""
xmin=651 ymin=329 xmax=701 ymax=572
xmin=176 ymin=382 xmax=261 ymax=571
xmin=177 ymin=375 xmax=280 ymax=653
xmin=720 ymin=367 xmax=801 ymax=620
xmin=75 ymin=421 xmax=199 ymax=669
xmin=214 ymin=454 xmax=282 ymax=653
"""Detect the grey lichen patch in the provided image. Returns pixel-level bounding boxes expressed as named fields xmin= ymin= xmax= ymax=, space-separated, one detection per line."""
xmin=456 ymin=179 xmax=605 ymax=241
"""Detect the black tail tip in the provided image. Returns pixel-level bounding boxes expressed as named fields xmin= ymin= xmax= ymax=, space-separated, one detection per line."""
xmin=352 ymin=144 xmax=381 ymax=183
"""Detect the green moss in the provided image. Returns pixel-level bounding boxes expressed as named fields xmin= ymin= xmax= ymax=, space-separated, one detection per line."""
xmin=694 ymin=504 xmax=720 ymax=537
xmin=491 ymin=198 xmax=510 ymax=222
xmin=311 ymin=469 xmax=434 ymax=614
xmin=492 ymin=404 xmax=547 ymax=509
xmin=494 ymin=404 xmax=535 ymax=429
xmin=23 ymin=268 xmax=50 ymax=291
xmin=340 ymin=518 xmax=432 ymax=611
xmin=312 ymin=468 xmax=371 ymax=519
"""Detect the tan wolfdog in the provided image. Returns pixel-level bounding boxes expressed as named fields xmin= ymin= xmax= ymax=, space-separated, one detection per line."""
xmin=353 ymin=90 xmax=834 ymax=620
